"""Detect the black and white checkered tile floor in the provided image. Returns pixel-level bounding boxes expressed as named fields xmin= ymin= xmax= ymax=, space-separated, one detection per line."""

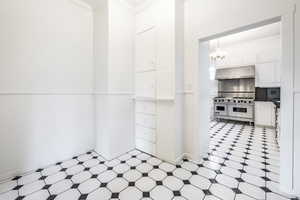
xmin=0 ymin=122 xmax=299 ymax=200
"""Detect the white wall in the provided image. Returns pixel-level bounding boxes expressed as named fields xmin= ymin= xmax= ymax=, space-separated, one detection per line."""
xmin=183 ymin=0 xmax=298 ymax=195
xmin=94 ymin=0 xmax=135 ymax=159
xmin=0 ymin=0 xmax=94 ymax=180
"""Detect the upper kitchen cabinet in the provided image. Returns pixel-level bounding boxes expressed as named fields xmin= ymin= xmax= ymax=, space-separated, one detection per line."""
xmin=255 ymin=62 xmax=281 ymax=87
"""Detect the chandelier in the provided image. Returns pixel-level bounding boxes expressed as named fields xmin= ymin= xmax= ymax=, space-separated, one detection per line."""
xmin=210 ymin=40 xmax=227 ymax=61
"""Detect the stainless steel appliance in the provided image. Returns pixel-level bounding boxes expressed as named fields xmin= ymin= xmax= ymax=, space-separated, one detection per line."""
xmin=214 ymin=66 xmax=256 ymax=123
xmin=215 ymin=65 xmax=255 ymax=80
xmin=255 ymin=87 xmax=280 ymax=101
xmin=214 ymin=97 xmax=254 ymax=123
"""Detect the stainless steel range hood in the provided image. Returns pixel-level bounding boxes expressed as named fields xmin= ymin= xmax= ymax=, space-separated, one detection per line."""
xmin=215 ymin=65 xmax=255 ymax=80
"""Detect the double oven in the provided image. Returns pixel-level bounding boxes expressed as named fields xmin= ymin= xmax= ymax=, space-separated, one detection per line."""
xmin=214 ymin=65 xmax=255 ymax=124
xmin=214 ymin=98 xmax=254 ymax=124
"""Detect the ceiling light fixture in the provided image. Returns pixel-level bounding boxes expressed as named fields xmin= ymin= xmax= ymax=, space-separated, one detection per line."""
xmin=210 ymin=40 xmax=227 ymax=61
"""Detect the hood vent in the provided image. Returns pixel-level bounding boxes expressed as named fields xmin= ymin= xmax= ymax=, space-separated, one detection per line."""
xmin=215 ymin=65 xmax=255 ymax=80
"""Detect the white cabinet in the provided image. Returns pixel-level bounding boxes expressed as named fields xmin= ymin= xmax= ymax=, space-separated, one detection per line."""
xmin=134 ymin=26 xmax=157 ymax=155
xmin=135 ymin=28 xmax=156 ymax=72
xmin=255 ymin=62 xmax=281 ymax=87
xmin=255 ymin=101 xmax=276 ymax=127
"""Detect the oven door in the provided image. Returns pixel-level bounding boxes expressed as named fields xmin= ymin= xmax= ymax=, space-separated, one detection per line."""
xmin=228 ymin=104 xmax=253 ymax=119
xmin=214 ymin=104 xmax=227 ymax=116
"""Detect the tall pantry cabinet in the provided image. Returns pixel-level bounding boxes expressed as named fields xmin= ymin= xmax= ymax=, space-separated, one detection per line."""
xmin=134 ymin=0 xmax=184 ymax=163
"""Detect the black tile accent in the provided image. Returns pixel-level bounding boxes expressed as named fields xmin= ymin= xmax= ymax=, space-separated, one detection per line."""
xmin=36 ymin=169 xmax=43 ymax=173
xmin=13 ymin=185 xmax=23 ymax=190
xmin=92 ymin=156 xmax=98 ymax=159
xmin=143 ymin=192 xmax=150 ymax=197
xmin=203 ymin=189 xmax=212 ymax=195
xmin=142 ymin=173 xmax=148 ymax=177
xmin=262 ymin=169 xmax=271 ymax=173
xmin=236 ymin=178 xmax=244 ymax=182
xmin=107 ymin=167 xmax=113 ymax=170
xmin=232 ymin=188 xmax=242 ymax=194
xmin=39 ymin=176 xmax=47 ymax=180
xmin=56 ymin=162 xmax=62 ymax=165
xmin=191 ymin=171 xmax=198 ymax=175
xmin=128 ymin=182 xmax=135 ymax=186
xmin=153 ymin=165 xmax=159 ymax=169
xmin=12 ymin=176 xmax=22 ymax=181
xmin=130 ymin=166 xmax=136 ymax=170
xmin=60 ymin=168 xmax=67 ymax=172
xmin=91 ymin=174 xmax=98 ymax=179
xmin=15 ymin=196 xmax=25 ymax=200
xmin=43 ymin=185 xmax=51 ymax=190
xmin=120 ymin=160 xmax=126 ymax=164
xmin=141 ymin=160 xmax=147 ymax=163
xmin=111 ymin=193 xmax=119 ymax=199
xmin=47 ymin=195 xmax=57 ymax=200
xmin=100 ymin=183 xmax=107 ymax=187
xmin=261 ymin=176 xmax=271 ymax=181
xmin=239 ymin=169 xmax=246 ymax=173
xmin=78 ymin=162 xmax=84 ymax=165
xmin=173 ymin=191 xmax=181 ymax=196
xmin=156 ymin=181 xmax=163 ymax=185
xmin=84 ymin=167 xmax=90 ymax=171
xmin=117 ymin=174 xmax=123 ymax=178
xmin=209 ymin=179 xmax=217 ymax=184
xmin=260 ymin=187 xmax=272 ymax=193
xmin=183 ymin=180 xmax=190 ymax=184
xmin=79 ymin=194 xmax=88 ymax=200
xmin=71 ymin=183 xmax=80 ymax=189
xmin=66 ymin=175 xmax=73 ymax=179
xmin=167 ymin=172 xmax=173 ymax=176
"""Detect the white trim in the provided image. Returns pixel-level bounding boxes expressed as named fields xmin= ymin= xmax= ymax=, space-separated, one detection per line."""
xmin=279 ymin=6 xmax=296 ymax=194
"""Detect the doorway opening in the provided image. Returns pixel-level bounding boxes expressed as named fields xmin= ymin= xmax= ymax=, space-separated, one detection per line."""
xmin=196 ymin=16 xmax=297 ymax=199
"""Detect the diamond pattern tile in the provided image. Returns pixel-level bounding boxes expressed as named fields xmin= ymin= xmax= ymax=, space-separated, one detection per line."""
xmin=0 ymin=122 xmax=298 ymax=200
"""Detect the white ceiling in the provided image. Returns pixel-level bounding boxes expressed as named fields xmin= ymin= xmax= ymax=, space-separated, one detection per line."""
xmin=211 ymin=22 xmax=281 ymax=48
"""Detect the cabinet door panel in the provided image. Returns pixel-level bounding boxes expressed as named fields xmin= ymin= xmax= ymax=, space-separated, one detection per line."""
xmin=136 ymin=138 xmax=156 ymax=154
xmin=255 ymin=102 xmax=275 ymax=127
xmin=135 ymin=28 xmax=156 ymax=72
xmin=136 ymin=101 xmax=156 ymax=115
xmin=135 ymin=113 xmax=156 ymax=129
xmin=135 ymin=71 xmax=156 ymax=98
xmin=136 ymin=125 xmax=156 ymax=143
xmin=255 ymin=62 xmax=280 ymax=87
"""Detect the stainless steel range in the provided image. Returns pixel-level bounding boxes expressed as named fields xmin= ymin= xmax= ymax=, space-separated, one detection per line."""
xmin=214 ymin=97 xmax=254 ymax=124
xmin=214 ymin=65 xmax=255 ymax=124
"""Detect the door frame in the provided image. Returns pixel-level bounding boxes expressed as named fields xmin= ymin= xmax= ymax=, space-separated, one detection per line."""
xmin=195 ymin=7 xmax=296 ymax=194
